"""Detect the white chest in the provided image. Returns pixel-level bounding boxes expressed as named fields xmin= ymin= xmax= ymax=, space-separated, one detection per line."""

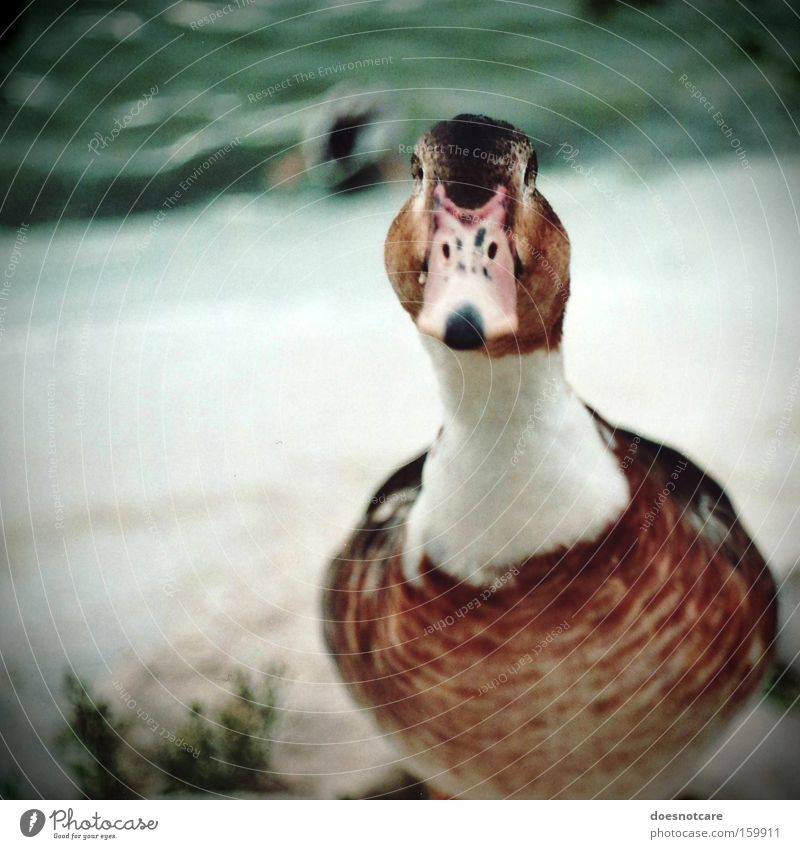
xmin=403 ymin=343 xmax=630 ymax=584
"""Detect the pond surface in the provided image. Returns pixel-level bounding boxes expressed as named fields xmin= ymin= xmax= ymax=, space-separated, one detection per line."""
xmin=0 ymin=0 xmax=798 ymax=224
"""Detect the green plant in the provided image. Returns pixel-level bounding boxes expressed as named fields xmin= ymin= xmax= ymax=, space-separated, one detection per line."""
xmin=58 ymin=670 xmax=284 ymax=798
xmin=57 ymin=674 xmax=138 ymax=799
xmin=157 ymin=673 xmax=283 ymax=796
xmin=764 ymin=662 xmax=800 ymax=711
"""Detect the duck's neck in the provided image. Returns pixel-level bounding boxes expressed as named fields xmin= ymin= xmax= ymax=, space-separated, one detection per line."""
xmin=404 ymin=338 xmax=630 ymax=585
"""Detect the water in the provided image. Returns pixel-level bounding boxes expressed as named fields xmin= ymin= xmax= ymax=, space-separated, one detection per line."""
xmin=0 ymin=0 xmax=798 ymax=224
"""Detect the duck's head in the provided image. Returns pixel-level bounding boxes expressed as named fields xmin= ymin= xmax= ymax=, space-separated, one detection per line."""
xmin=385 ymin=114 xmax=570 ymax=356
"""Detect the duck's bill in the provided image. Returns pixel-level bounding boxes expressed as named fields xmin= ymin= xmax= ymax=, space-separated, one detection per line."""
xmin=417 ymin=184 xmax=518 ymax=351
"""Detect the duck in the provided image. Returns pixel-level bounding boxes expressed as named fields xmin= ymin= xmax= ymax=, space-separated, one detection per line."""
xmin=302 ymin=86 xmax=397 ymax=192
xmin=269 ymin=87 xmax=400 ymax=193
xmin=323 ymin=114 xmax=776 ymax=799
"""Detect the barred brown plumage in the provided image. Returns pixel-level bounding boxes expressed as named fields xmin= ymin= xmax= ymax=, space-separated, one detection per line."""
xmin=324 ymin=429 xmax=775 ymax=798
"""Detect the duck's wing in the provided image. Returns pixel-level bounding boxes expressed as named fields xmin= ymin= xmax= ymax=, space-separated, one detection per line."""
xmin=328 ymin=449 xmax=427 ymax=565
xmin=323 ymin=450 xmax=427 ymax=654
xmin=590 ymin=407 xmax=774 ymax=589
xmin=364 ymin=450 xmax=427 ymax=524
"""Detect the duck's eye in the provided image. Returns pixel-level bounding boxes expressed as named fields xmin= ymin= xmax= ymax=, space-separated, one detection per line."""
xmin=442 ymin=243 xmax=450 ymax=259
xmin=487 ymin=242 xmax=498 ymax=260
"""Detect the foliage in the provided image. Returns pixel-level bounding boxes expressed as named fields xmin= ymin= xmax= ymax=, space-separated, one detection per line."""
xmin=57 ymin=670 xmax=283 ymax=799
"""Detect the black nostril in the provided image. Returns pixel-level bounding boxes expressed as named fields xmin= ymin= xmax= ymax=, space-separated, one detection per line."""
xmin=444 ymin=306 xmax=485 ymax=350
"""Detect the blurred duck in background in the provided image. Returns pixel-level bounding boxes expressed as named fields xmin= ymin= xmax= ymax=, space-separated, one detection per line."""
xmin=270 ymin=86 xmax=401 ymax=192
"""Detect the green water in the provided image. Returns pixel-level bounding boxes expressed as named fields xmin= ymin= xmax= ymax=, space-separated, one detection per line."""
xmin=0 ymin=0 xmax=798 ymax=224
